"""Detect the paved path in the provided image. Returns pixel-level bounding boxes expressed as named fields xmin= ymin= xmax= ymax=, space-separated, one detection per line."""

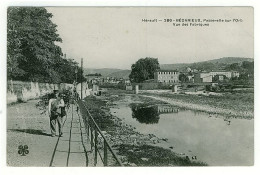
xmin=7 ymin=100 xmax=94 ymax=167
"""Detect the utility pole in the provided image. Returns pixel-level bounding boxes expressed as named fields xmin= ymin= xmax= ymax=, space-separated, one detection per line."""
xmin=81 ymin=58 xmax=83 ymax=99
xmin=75 ymin=67 xmax=78 ymax=83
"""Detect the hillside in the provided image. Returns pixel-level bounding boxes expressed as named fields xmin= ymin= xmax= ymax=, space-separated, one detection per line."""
xmin=160 ymin=57 xmax=253 ymax=71
xmin=160 ymin=63 xmax=191 ymax=71
xmin=107 ymin=70 xmax=131 ymax=79
xmin=203 ymin=57 xmax=253 ymax=64
xmin=83 ymin=68 xmax=123 ymax=77
xmin=82 ymin=57 xmax=253 ymax=79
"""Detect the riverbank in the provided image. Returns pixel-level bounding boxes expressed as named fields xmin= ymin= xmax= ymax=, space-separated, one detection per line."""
xmin=139 ymin=90 xmax=253 ymax=119
xmin=100 ymin=88 xmax=253 ymax=119
xmin=82 ymin=95 xmax=207 ymax=166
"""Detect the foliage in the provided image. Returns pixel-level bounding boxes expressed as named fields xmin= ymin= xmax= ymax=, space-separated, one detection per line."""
xmin=226 ymin=61 xmax=254 ymax=85
xmin=129 ymin=57 xmax=160 ymax=83
xmin=241 ymin=61 xmax=254 ymax=75
xmin=7 ymin=7 xmax=61 ymax=82
xmin=225 ymin=61 xmax=254 ymax=76
xmin=130 ymin=103 xmax=159 ymax=124
xmin=7 ymin=7 xmax=85 ymax=84
xmin=179 ymin=73 xmax=189 ymax=82
xmin=225 ymin=63 xmax=242 ymax=72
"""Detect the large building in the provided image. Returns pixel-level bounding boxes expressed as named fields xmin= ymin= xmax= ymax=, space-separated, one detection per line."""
xmin=194 ymin=71 xmax=240 ymax=83
xmin=210 ymin=70 xmax=239 ymax=79
xmin=154 ymin=70 xmax=179 ymax=83
xmin=194 ymin=73 xmax=213 ymax=83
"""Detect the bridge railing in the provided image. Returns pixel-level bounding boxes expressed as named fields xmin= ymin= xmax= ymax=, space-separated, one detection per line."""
xmin=77 ymin=100 xmax=123 ymax=167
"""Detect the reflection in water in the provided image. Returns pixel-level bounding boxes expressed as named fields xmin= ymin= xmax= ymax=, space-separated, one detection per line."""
xmin=111 ymin=102 xmax=253 ymax=165
xmin=130 ymin=104 xmax=180 ymax=124
xmin=131 ymin=104 xmax=159 ymax=124
xmin=157 ymin=105 xmax=179 ymax=114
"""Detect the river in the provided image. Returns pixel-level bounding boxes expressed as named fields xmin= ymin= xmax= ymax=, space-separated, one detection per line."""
xmin=110 ymin=95 xmax=254 ymax=166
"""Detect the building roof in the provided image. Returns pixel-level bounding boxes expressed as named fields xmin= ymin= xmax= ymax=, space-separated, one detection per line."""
xmin=155 ymin=69 xmax=179 ymax=72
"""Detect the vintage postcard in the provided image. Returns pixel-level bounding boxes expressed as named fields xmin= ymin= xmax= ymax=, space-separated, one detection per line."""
xmin=6 ymin=7 xmax=254 ymax=167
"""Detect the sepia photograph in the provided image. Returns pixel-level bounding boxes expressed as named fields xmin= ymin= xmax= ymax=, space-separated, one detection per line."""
xmin=5 ymin=6 xmax=254 ymax=167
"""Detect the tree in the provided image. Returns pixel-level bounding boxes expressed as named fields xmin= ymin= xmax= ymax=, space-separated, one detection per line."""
xmin=131 ymin=104 xmax=160 ymax=124
xmin=129 ymin=57 xmax=160 ymax=83
xmin=226 ymin=63 xmax=241 ymax=71
xmin=179 ymin=73 xmax=189 ymax=83
xmin=7 ymin=7 xmax=63 ymax=82
xmin=55 ymin=58 xmax=86 ymax=84
xmin=242 ymin=61 xmax=254 ymax=75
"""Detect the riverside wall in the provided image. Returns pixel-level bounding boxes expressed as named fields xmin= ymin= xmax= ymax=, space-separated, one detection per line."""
xmin=7 ymin=80 xmax=73 ymax=104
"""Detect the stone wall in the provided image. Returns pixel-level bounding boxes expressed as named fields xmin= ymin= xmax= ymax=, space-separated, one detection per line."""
xmin=7 ymin=81 xmax=73 ymax=104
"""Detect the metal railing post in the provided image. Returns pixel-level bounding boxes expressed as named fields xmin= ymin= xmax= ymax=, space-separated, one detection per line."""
xmin=104 ymin=142 xmax=108 ymax=166
xmin=85 ymin=110 xmax=89 ymax=137
xmin=78 ymin=100 xmax=123 ymax=166
xmin=86 ymin=122 xmax=89 ymax=137
xmin=94 ymin=129 xmax=98 ymax=166
xmin=90 ymin=128 xmax=93 ymax=150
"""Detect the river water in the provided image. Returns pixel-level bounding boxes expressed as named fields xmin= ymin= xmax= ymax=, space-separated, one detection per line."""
xmin=110 ymin=95 xmax=254 ymax=166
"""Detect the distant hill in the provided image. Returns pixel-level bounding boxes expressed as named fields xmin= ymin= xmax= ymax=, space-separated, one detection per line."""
xmin=107 ymin=70 xmax=131 ymax=79
xmin=83 ymin=57 xmax=253 ymax=78
xmin=83 ymin=68 xmax=123 ymax=77
xmin=160 ymin=63 xmax=191 ymax=71
xmin=202 ymin=57 xmax=253 ymax=64
xmin=160 ymin=57 xmax=253 ymax=71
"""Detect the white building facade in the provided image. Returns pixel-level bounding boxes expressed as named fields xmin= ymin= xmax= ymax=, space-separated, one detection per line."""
xmin=154 ymin=70 xmax=179 ymax=83
xmin=194 ymin=70 xmax=240 ymax=83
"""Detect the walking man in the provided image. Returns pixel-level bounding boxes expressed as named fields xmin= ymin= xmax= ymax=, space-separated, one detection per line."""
xmin=48 ymin=90 xmax=65 ymax=137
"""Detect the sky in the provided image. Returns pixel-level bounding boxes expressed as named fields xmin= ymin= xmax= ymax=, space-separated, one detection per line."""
xmin=47 ymin=7 xmax=253 ymax=69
